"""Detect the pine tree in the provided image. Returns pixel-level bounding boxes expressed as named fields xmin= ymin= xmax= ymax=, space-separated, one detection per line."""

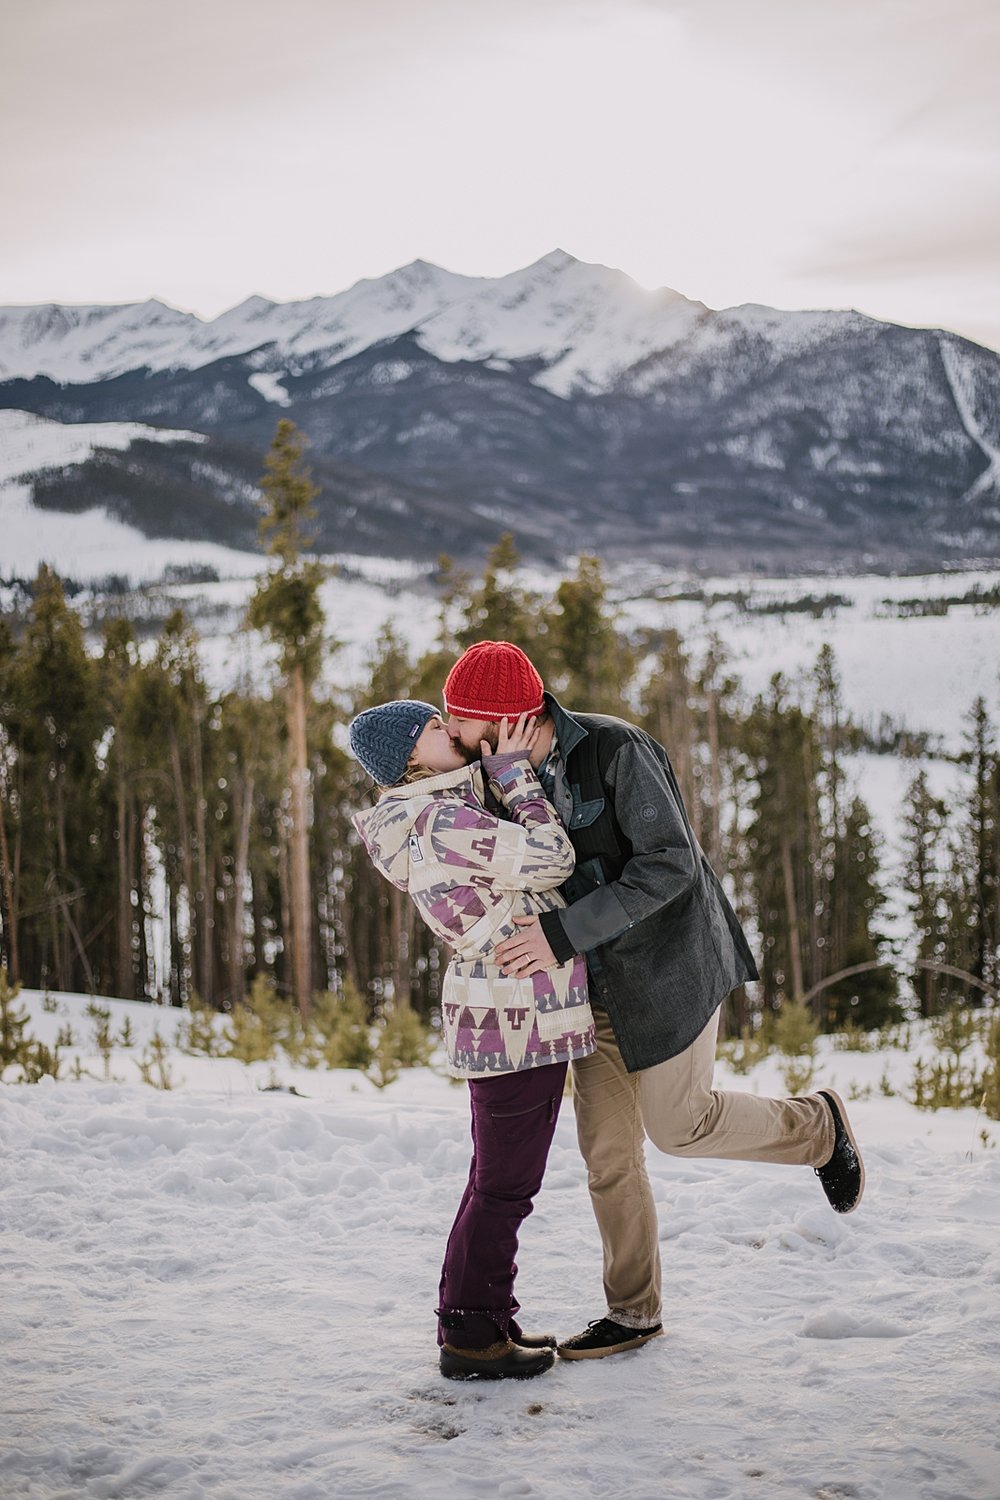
xmin=0 ymin=618 xmax=20 ymax=982
xmin=546 ymin=555 xmax=634 ymax=714
xmin=99 ymin=617 xmax=146 ymax=1000
xmin=903 ymin=768 xmax=949 ymax=1014
xmin=742 ymin=676 xmax=819 ymax=1010
xmin=824 ymin=795 xmax=900 ymax=1029
xmin=248 ymin=420 xmax=326 ymax=1018
xmin=639 ymin=628 xmax=698 ymax=830
xmin=9 ymin=568 xmax=104 ymax=993
xmin=453 ymin=534 xmax=544 ymax=657
xmin=964 ymin=698 xmax=1000 ymax=994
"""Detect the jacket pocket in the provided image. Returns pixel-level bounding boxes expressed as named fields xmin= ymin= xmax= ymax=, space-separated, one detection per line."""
xmin=570 ymin=796 xmax=604 ymax=831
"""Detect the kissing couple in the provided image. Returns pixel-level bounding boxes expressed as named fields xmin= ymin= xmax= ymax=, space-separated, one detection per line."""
xmin=349 ymin=640 xmax=864 ymax=1381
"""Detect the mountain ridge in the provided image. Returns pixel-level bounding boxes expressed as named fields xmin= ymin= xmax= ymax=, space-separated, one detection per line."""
xmin=2 ymin=251 xmax=1000 ymax=573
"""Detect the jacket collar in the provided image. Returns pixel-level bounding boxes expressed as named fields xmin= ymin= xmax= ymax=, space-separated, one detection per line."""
xmin=376 ymin=761 xmax=485 ymax=803
xmin=544 ymin=692 xmax=588 ymax=759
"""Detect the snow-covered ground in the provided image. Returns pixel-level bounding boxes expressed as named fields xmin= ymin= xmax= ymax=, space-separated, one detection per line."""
xmin=3 ymin=988 xmax=999 ymax=1500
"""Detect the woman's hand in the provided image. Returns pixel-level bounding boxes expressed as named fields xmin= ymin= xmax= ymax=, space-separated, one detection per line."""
xmin=480 ymin=712 xmax=539 ymax=760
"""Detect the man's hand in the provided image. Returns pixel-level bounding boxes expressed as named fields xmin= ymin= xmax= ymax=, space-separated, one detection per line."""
xmin=494 ymin=915 xmax=558 ymax=977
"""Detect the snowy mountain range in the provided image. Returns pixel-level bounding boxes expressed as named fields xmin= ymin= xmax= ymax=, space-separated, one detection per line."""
xmin=2 ymin=250 xmax=1000 ymax=574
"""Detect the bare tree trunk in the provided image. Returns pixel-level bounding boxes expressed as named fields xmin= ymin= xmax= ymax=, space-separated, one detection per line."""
xmin=287 ymin=664 xmax=312 ymax=1018
xmin=389 ymin=885 xmax=411 ymax=1008
xmin=169 ymin=733 xmax=196 ymax=1000
xmin=706 ymin=687 xmax=722 ymax=871
xmin=116 ymin=773 xmax=132 ymax=999
xmin=136 ymin=803 xmax=152 ymax=1001
xmin=781 ymin=836 xmax=804 ymax=1002
xmin=277 ymin=822 xmax=292 ymax=1000
xmin=189 ymin=703 xmax=213 ymax=1008
xmin=251 ymin=870 xmax=267 ymax=979
xmin=53 ymin=770 xmax=73 ymax=988
xmin=229 ymin=775 xmax=254 ymax=1007
xmin=0 ymin=767 xmax=19 ymax=983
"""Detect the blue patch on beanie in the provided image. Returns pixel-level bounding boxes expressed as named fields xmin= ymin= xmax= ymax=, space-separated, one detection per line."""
xmin=349 ymin=700 xmax=439 ymax=785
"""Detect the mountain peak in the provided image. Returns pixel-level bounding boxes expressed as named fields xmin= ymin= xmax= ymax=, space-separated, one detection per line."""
xmin=528 ymin=248 xmax=579 ymax=274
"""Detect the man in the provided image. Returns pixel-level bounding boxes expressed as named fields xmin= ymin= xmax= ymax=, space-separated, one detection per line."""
xmin=442 ymin=639 xmax=864 ymax=1360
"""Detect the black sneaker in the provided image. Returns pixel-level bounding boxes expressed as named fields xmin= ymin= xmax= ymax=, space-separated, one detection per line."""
xmin=557 ymin=1317 xmax=663 ymax=1360
xmin=440 ymin=1339 xmax=555 ymax=1380
xmin=814 ymin=1089 xmax=865 ymax=1214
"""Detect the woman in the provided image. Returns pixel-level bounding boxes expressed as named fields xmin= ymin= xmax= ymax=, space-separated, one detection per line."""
xmin=349 ymin=700 xmax=595 ymax=1381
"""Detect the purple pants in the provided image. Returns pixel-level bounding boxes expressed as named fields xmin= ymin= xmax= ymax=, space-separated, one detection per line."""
xmin=436 ymin=1060 xmax=568 ymax=1350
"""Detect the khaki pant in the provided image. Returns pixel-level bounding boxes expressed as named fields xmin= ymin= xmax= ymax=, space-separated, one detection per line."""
xmin=571 ymin=1007 xmax=836 ymax=1328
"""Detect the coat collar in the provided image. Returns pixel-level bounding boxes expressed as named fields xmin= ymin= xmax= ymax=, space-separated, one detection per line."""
xmin=544 ymin=692 xmax=588 ymax=758
xmin=376 ymin=761 xmax=485 ymax=804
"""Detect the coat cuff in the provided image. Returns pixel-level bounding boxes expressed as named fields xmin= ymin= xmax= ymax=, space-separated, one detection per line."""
xmin=539 ymin=908 xmax=578 ymax=964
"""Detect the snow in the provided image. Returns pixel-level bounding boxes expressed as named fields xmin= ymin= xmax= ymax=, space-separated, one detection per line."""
xmin=613 ymin=567 xmax=1000 ymax=755
xmin=0 ymin=411 xmax=262 ymax=584
xmin=415 ymin=250 xmax=707 ymax=396
xmin=0 ymin=252 xmax=709 ymax=396
xmin=246 ymin=372 xmax=291 ymax=407
xmin=0 ymin=408 xmax=206 ymax=487
xmin=3 ymin=987 xmax=999 ymax=1499
xmin=0 ymin=261 xmax=481 ymax=385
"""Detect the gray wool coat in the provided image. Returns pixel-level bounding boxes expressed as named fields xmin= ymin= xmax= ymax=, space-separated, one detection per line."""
xmin=536 ymin=695 xmax=759 ymax=1072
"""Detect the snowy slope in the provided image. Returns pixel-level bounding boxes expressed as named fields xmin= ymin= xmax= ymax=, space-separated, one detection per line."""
xmin=0 ymin=251 xmax=708 ymax=397
xmin=415 ymin=249 xmax=707 ymax=396
xmin=2 ymin=988 xmax=999 ymax=1500
xmin=0 ymin=250 xmax=900 ymax=401
xmin=0 ymin=410 xmax=261 ymax=582
xmin=614 ymin=568 xmax=1000 ymax=752
xmin=0 ymin=260 xmax=481 ymax=384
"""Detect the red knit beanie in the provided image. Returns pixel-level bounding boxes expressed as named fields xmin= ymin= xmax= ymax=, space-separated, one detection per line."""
xmin=443 ymin=641 xmax=545 ymax=719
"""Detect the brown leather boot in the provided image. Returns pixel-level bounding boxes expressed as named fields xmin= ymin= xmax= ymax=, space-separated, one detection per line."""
xmin=440 ymin=1338 xmax=555 ymax=1380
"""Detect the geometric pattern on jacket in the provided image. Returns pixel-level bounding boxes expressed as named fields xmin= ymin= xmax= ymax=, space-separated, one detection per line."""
xmin=352 ymin=756 xmax=595 ymax=1079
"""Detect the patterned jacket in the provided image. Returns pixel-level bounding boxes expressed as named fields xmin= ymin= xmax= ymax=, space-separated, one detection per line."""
xmin=352 ymin=757 xmax=595 ymax=1079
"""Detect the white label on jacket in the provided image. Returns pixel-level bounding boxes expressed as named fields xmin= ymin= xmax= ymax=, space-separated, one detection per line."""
xmin=408 ymin=833 xmax=424 ymax=863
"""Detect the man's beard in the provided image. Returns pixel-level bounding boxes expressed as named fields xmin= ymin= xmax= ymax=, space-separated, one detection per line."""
xmin=454 ymin=724 xmax=499 ymax=762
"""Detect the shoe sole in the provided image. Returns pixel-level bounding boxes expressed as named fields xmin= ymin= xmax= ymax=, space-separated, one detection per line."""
xmin=557 ymin=1328 xmax=664 ymax=1360
xmin=822 ymin=1088 xmax=866 ymax=1213
xmin=440 ymin=1354 xmax=555 ymax=1381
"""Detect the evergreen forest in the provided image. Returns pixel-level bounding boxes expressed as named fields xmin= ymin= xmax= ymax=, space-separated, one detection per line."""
xmin=2 ymin=424 xmax=999 ymax=1043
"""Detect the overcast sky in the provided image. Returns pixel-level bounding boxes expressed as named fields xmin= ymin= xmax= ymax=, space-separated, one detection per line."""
xmin=2 ymin=0 xmax=998 ymax=349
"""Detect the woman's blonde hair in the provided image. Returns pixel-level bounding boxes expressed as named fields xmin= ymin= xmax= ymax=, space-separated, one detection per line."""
xmin=377 ymin=761 xmax=442 ymax=794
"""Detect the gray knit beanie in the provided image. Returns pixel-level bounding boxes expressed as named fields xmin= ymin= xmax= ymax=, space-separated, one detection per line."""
xmin=349 ymin=700 xmax=439 ymax=786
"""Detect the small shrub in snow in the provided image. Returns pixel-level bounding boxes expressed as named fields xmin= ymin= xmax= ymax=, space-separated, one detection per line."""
xmin=118 ymin=1017 xmax=135 ymax=1049
xmin=135 ymin=1033 xmax=174 ymax=1090
xmin=833 ymin=1020 xmax=877 ymax=1052
xmin=368 ymin=1006 xmax=434 ymax=1089
xmin=314 ymin=985 xmax=375 ymax=1072
xmin=1 ymin=970 xmax=33 ymax=1073
xmin=980 ymin=1013 xmax=1000 ymax=1122
xmin=86 ymin=1002 xmax=116 ymax=1078
xmin=718 ymin=1019 xmax=773 ymax=1074
xmin=1 ymin=970 xmax=61 ymax=1083
xmin=775 ymin=998 xmax=819 ymax=1090
xmin=246 ymin=974 xmax=311 ymax=1062
xmin=224 ymin=1004 xmax=276 ymax=1065
xmin=909 ymin=1008 xmax=988 ymax=1109
xmin=19 ymin=1039 xmax=61 ymax=1083
xmin=179 ymin=994 xmax=223 ymax=1057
